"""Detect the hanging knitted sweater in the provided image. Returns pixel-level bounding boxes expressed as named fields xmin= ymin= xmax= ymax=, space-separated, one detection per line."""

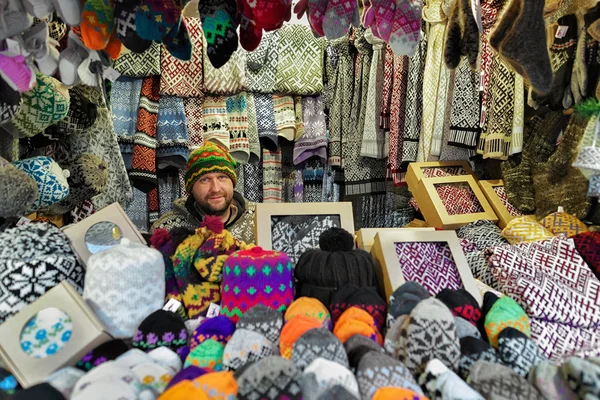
xmin=203 ymin=41 xmax=247 ymax=95
xmin=361 ymin=29 xmax=388 ymax=159
xmin=274 ymin=24 xmax=325 ymax=95
xmin=246 ymin=31 xmax=279 ymax=93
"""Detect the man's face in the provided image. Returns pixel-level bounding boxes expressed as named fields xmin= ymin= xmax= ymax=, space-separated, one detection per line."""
xmin=191 ymin=172 xmax=234 ymax=216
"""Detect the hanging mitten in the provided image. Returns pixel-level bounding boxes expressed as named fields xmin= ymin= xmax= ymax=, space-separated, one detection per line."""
xmin=323 ymin=0 xmax=357 ymax=40
xmin=198 ymin=0 xmax=239 ymax=68
xmin=113 ymin=0 xmax=152 ymax=53
xmin=444 ymin=0 xmax=479 ymax=69
xmin=388 ymin=0 xmax=423 ymax=56
xmin=135 ymin=0 xmax=182 ymax=41
xmin=80 ymin=0 xmax=114 ymax=50
xmin=163 ymin=17 xmax=192 ymax=61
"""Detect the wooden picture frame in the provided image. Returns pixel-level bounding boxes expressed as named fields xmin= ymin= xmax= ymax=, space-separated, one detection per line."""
xmin=0 ymin=282 xmax=111 ymax=387
xmin=371 ymin=230 xmax=482 ymax=305
xmin=414 ymin=175 xmax=498 ymax=230
xmin=406 ymin=161 xmax=475 ymax=190
xmin=254 ymin=202 xmax=355 ymax=262
xmin=478 ymin=180 xmax=522 ymax=229
xmin=356 ymin=228 xmax=436 ymax=253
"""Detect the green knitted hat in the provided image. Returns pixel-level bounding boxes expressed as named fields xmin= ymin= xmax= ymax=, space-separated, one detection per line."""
xmin=184 ymin=339 xmax=225 ymax=371
xmin=185 ymin=142 xmax=237 ymax=193
xmin=484 ymin=296 xmax=531 ymax=348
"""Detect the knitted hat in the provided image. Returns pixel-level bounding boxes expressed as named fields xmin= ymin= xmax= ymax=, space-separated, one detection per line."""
xmin=44 ymin=367 xmax=84 ymax=399
xmin=133 ymin=310 xmax=189 ymax=357
xmin=45 ymin=87 xmax=97 ymax=139
xmin=295 ymin=227 xmax=378 ymax=306
xmin=11 ymin=383 xmax=65 ymax=400
xmin=458 ymin=337 xmax=503 ymax=380
xmin=0 ymin=156 xmax=37 ymax=218
xmin=356 ymin=351 xmax=424 ymax=400
xmin=190 ymin=316 xmax=236 ymax=349
xmin=316 ymin=384 xmax=360 ymax=400
xmin=12 ymin=156 xmax=70 ymax=213
xmin=329 ymin=284 xmax=387 ymax=331
xmin=497 ymin=328 xmax=546 ymax=377
xmin=418 ymin=359 xmax=484 ymax=400
xmin=185 ymin=142 xmax=238 ymax=192
xmin=149 ymin=346 xmax=184 ymax=374
xmin=560 ymin=357 xmax=600 ymax=399
xmin=76 ymin=340 xmax=129 ymax=372
xmin=454 ymin=316 xmax=481 ymax=340
xmin=529 ymin=361 xmax=578 ymax=400
xmin=484 ymin=295 xmax=531 ymax=348
xmin=284 ymin=297 xmax=332 ymax=330
xmin=236 ymin=304 xmax=283 ymax=344
xmin=221 ymin=247 xmax=294 ymax=323
xmin=194 ymin=371 xmax=238 ymax=399
xmin=236 ymin=356 xmax=303 ymax=400
xmin=344 ymin=335 xmax=385 ymax=371
xmin=132 ymin=362 xmax=174 ymax=395
xmin=573 ymin=231 xmax=600 ymax=278
xmin=71 ymin=361 xmax=143 ymax=399
xmin=333 ymin=307 xmax=382 ymax=345
xmin=436 ymin=288 xmax=482 ymax=326
xmin=478 ymin=291 xmax=500 ymax=340
xmin=387 ymin=281 xmax=430 ymax=327
xmin=184 ymin=339 xmax=225 ymax=371
xmin=161 ymin=380 xmax=210 ymax=400
xmin=372 ymin=387 xmax=428 ymax=400
xmin=399 ymin=298 xmax=461 ymax=375
xmin=468 ymin=361 xmax=543 ymax=399
xmin=115 ymin=348 xmax=155 ymax=370
xmin=540 ymin=208 xmax=589 ymax=238
xmin=383 ymin=315 xmax=407 ymax=359
xmin=0 ymin=222 xmax=84 ymax=324
xmin=83 ymin=239 xmax=164 ymax=338
xmin=292 ymin=328 xmax=349 ymax=370
xmin=223 ymin=329 xmax=275 ymax=371
xmin=279 ymin=316 xmax=322 ymax=359
xmin=302 ymin=358 xmax=360 ymax=400
xmin=502 ymin=216 xmax=555 ymax=245
xmin=166 ymin=366 xmax=209 ymax=390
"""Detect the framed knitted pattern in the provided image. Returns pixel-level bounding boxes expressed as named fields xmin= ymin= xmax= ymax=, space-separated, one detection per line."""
xmin=478 ymin=180 xmax=523 ymax=228
xmin=159 ymin=17 xmax=204 ymax=97
xmin=114 ymin=41 xmax=161 ymax=77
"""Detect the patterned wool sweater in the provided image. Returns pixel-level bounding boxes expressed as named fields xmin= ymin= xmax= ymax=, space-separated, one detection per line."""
xmin=151 ymin=191 xmax=256 ymax=244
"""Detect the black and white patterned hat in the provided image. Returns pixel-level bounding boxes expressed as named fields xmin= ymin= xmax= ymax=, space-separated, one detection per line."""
xmin=237 ymin=304 xmax=284 ymax=344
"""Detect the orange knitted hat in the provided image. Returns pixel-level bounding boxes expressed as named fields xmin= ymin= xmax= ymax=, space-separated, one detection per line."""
xmin=279 ymin=315 xmax=322 ymax=359
xmin=333 ymin=318 xmax=383 ymax=345
xmin=284 ymin=297 xmax=332 ymax=330
xmin=336 ymin=307 xmax=377 ymax=328
xmin=159 ymin=381 xmax=209 ymax=400
xmin=193 ymin=371 xmax=237 ymax=400
xmin=372 ymin=387 xmax=429 ymax=400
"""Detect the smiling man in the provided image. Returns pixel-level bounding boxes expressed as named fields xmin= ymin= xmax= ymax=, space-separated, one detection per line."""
xmin=151 ymin=143 xmax=256 ymax=243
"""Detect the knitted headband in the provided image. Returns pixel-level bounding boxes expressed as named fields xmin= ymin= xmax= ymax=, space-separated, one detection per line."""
xmin=185 ymin=142 xmax=238 ymax=192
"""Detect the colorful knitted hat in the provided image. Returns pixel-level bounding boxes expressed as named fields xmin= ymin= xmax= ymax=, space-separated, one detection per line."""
xmin=132 ymin=310 xmax=189 ymax=358
xmin=372 ymin=387 xmax=429 ymax=400
xmin=223 ymin=329 xmax=276 ymax=371
xmin=12 ymin=156 xmax=70 ymax=213
xmin=190 ymin=316 xmax=236 ymax=349
xmin=291 ymin=328 xmax=349 ymax=371
xmin=236 ymin=356 xmax=303 ymax=400
xmin=221 ymin=247 xmax=294 ymax=323
xmin=333 ymin=307 xmax=383 ymax=345
xmin=436 ymin=288 xmax=482 ymax=326
xmin=166 ymin=366 xmax=209 ymax=390
xmin=185 ymin=142 xmax=238 ymax=192
xmin=184 ymin=339 xmax=225 ymax=371
xmin=0 ymin=156 xmax=37 ymax=218
xmin=279 ymin=316 xmax=322 ymax=359
xmin=76 ymin=340 xmax=129 ymax=372
xmin=171 ymin=216 xmax=252 ymax=319
xmin=573 ymin=231 xmax=600 ymax=278
xmin=501 ymin=216 xmax=555 ymax=244
xmin=329 ymin=285 xmax=387 ymax=331
xmin=236 ymin=304 xmax=284 ymax=344
xmin=194 ymin=371 xmax=238 ymax=399
xmin=161 ymin=380 xmax=210 ymax=400
xmin=484 ymin=296 xmax=531 ymax=348
xmin=284 ymin=297 xmax=332 ymax=330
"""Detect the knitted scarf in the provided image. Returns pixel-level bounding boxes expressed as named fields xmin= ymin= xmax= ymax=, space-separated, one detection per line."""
xmin=245 ymin=92 xmax=261 ymax=163
xmin=381 ymin=45 xmax=394 ymax=130
xmin=294 ymin=95 xmax=328 ymax=165
xmin=388 ymin=54 xmax=409 ymax=184
xmin=111 ymin=77 xmax=142 ymax=154
xmin=294 ymin=96 xmax=304 ymax=141
xmin=361 ymin=30 xmax=388 ymax=159
xmin=183 ymin=96 xmax=205 ymax=151
xmin=263 ymin=148 xmax=282 ymax=203
xmin=227 ymin=92 xmax=250 ymax=164
xmin=448 ymin=58 xmax=481 ymax=149
xmin=243 ymin=163 xmax=263 ymax=203
xmin=419 ymin=0 xmax=451 ymax=161
xmin=202 ymin=95 xmax=229 ymax=149
xmin=254 ymin=93 xmax=278 ymax=151
xmin=273 ymin=94 xmax=296 ymax=141
xmin=511 ymin=75 xmax=525 ymax=155
xmin=156 ymin=95 xmax=189 ymax=170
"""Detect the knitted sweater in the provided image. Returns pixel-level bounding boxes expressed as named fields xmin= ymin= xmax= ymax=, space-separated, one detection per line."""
xmin=246 ymin=31 xmax=279 ymax=93
xmin=203 ymin=40 xmax=247 ymax=95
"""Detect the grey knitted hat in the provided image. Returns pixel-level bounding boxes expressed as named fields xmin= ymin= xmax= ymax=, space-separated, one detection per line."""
xmin=236 ymin=356 xmax=303 ymax=400
xmin=237 ymin=304 xmax=284 ymax=344
xmin=302 ymin=358 xmax=360 ymax=400
xmin=292 ymin=328 xmax=349 ymax=370
xmin=497 ymin=328 xmax=546 ymax=377
xmin=344 ymin=334 xmax=385 ymax=371
xmin=458 ymin=336 xmax=503 ymax=380
xmin=455 ymin=316 xmax=481 ymax=340
xmin=0 ymin=156 xmax=38 ymax=218
xmin=387 ymin=281 xmax=430 ymax=328
xmin=468 ymin=361 xmax=543 ymax=400
xmin=223 ymin=328 xmax=275 ymax=371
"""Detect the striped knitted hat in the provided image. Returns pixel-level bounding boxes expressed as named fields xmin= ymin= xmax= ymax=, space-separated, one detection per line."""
xmin=185 ymin=142 xmax=237 ymax=192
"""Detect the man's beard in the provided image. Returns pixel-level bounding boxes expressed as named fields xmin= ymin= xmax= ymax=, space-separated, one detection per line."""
xmin=196 ymin=193 xmax=233 ymax=217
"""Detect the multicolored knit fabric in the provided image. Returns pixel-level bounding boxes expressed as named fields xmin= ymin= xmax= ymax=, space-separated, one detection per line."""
xmin=573 ymin=232 xmax=600 ymax=279
xmin=114 ymin=41 xmax=161 ymax=77
xmin=226 ymin=93 xmax=249 ymax=164
xmin=157 ymin=95 xmax=189 ymax=169
xmin=540 ymin=210 xmax=589 ymax=238
xmin=221 ymin=247 xmax=294 ymax=323
xmin=185 ymin=142 xmax=237 ymax=193
xmin=183 ymin=96 xmax=204 ymax=151
xmin=170 ymin=216 xmax=252 ymax=319
xmin=202 ymin=95 xmax=229 ymax=149
xmin=130 ymin=76 xmax=160 ymax=192
xmin=246 ymin=30 xmax=280 ymax=93
xmin=111 ymin=77 xmax=143 ymax=152
xmin=502 ymin=216 xmax=555 ymax=244
xmin=273 ymin=94 xmax=296 ymax=141
xmin=449 ymin=58 xmax=481 ymax=149
xmin=245 ymin=93 xmax=261 ymax=162
xmin=263 ymin=148 xmax=282 ymax=203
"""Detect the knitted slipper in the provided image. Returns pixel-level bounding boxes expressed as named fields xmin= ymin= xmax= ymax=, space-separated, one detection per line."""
xmin=135 ymin=0 xmax=182 ymax=41
xmin=0 ymin=0 xmax=34 ymax=41
xmin=77 ymin=50 xmax=104 ymax=87
xmin=58 ymin=31 xmax=89 ymax=86
xmin=388 ymin=0 xmax=422 ymax=56
xmin=0 ymin=54 xmax=35 ymax=93
xmin=323 ymin=0 xmax=356 ymax=40
xmin=81 ymin=0 xmax=115 ymax=50
xmin=48 ymin=18 xmax=67 ymax=42
xmin=198 ymin=0 xmax=239 ymax=69
xmin=113 ymin=0 xmax=152 ymax=53
xmin=23 ymin=0 xmax=54 ymax=18
xmin=163 ymin=17 xmax=192 ymax=61
xmin=52 ymin=0 xmax=82 ymax=25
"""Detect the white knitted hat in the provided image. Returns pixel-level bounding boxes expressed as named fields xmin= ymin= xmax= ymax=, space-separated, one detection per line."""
xmin=83 ymin=239 xmax=165 ymax=338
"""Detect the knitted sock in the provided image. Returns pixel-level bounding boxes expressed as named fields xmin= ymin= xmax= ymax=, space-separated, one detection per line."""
xmin=163 ymin=17 xmax=192 ymax=61
xmin=239 ymin=12 xmax=262 ymax=52
xmin=492 ymin=0 xmax=552 ymax=94
xmin=418 ymin=359 xmax=485 ymax=400
xmin=322 ymin=0 xmax=356 ymax=40
xmin=307 ymin=0 xmax=328 ymax=36
xmin=80 ymin=0 xmax=114 ymax=50
xmin=113 ymin=0 xmax=152 ymax=53
xmin=58 ymin=31 xmax=89 ymax=86
xmin=458 ymin=336 xmax=503 ymax=380
xmin=388 ymin=0 xmax=422 ymax=56
xmin=135 ymin=0 xmax=182 ymax=40
xmin=444 ymin=0 xmax=479 ymax=69
xmin=529 ymin=361 xmax=578 ymax=400
xmin=560 ymin=358 xmax=600 ymax=399
xmin=468 ymin=361 xmax=543 ymax=399
xmin=356 ymin=351 xmax=424 ymax=399
xmin=497 ymin=328 xmax=546 ymax=377
xmin=402 ymin=298 xmax=461 ymax=375
xmin=198 ymin=0 xmax=239 ymax=69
